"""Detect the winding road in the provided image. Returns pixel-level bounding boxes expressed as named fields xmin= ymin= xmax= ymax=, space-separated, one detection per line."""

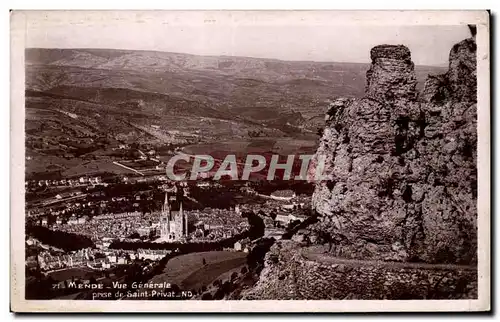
xmin=301 ymin=247 xmax=477 ymax=271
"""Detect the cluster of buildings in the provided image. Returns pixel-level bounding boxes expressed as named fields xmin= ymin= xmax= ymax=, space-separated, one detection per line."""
xmin=30 ymin=197 xmax=121 ymax=225
xmin=48 ymin=190 xmax=250 ymax=246
xmin=188 ymin=206 xmax=249 ymax=242
xmin=40 ymin=186 xmax=302 ymax=249
xmin=35 ymin=247 xmax=173 ymax=272
xmin=120 ymin=174 xmax=173 ymax=185
xmin=28 ymin=176 xmax=315 ymax=280
xmin=26 ymin=176 xmax=103 ymax=190
xmin=65 ymin=215 xmax=89 ymax=225
xmin=136 ymin=248 xmax=173 ymax=261
xmin=52 ymin=211 xmax=154 ymax=241
xmin=269 ymin=189 xmax=297 ymax=201
xmin=233 ymin=238 xmax=253 ymax=253
xmin=154 ymin=190 xmax=248 ymax=243
xmin=37 ymin=248 xmax=96 ymax=271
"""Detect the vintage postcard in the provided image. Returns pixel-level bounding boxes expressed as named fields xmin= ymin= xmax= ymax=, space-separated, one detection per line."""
xmin=10 ymin=10 xmax=490 ymax=312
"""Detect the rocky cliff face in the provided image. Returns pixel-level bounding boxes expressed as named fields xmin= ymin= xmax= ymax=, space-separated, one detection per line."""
xmin=243 ymin=35 xmax=477 ymax=300
xmin=310 ymin=36 xmax=477 ymax=265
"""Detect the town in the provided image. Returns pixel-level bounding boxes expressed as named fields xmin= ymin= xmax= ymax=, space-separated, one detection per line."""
xmin=25 ymin=161 xmax=314 ymax=300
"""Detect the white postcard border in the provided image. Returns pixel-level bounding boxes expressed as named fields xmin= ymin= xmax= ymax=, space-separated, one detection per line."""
xmin=10 ymin=10 xmax=490 ymax=312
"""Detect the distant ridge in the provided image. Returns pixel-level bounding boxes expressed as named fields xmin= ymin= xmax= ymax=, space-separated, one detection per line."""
xmin=25 ymin=47 xmax=446 ymax=68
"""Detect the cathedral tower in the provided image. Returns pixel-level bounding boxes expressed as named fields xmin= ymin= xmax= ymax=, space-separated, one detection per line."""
xmin=160 ymin=191 xmax=171 ymax=239
xmin=181 ymin=202 xmax=188 ymax=236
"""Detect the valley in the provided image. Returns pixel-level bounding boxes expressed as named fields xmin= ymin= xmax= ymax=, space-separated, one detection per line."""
xmin=25 ymin=47 xmax=446 ymax=180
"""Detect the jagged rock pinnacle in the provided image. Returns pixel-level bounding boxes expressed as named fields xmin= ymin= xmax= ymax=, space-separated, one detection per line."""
xmin=365 ymin=44 xmax=418 ymax=102
xmin=370 ymin=45 xmax=411 ymax=61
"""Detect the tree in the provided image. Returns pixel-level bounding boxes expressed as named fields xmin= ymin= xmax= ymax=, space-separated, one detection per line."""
xmin=213 ymin=288 xmax=225 ymax=300
xmin=202 ymin=258 xmax=207 ymax=266
xmin=170 ymin=284 xmax=180 ymax=293
xmin=222 ymin=281 xmax=231 ymax=293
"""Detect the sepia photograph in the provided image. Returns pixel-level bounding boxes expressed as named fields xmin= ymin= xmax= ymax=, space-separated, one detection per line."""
xmin=10 ymin=10 xmax=490 ymax=312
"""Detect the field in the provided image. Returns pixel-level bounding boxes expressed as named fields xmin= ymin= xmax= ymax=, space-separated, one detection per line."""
xmin=62 ymin=159 xmax=138 ymax=177
xmin=180 ymin=257 xmax=247 ymax=291
xmin=25 ymin=152 xmax=83 ymax=177
xmin=47 ymin=267 xmax=98 ymax=282
xmin=182 ymin=138 xmax=318 ymax=159
xmin=148 ymin=251 xmax=247 ymax=289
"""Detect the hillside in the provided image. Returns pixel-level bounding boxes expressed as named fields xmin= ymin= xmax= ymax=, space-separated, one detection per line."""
xmin=26 ymin=48 xmax=446 ymax=121
xmin=25 ymin=48 xmax=447 ymax=178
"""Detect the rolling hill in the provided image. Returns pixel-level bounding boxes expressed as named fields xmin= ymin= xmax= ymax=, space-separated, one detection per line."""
xmin=24 ymin=48 xmax=447 ymax=178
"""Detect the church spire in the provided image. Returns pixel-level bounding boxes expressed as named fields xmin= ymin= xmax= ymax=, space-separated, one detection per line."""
xmin=163 ymin=191 xmax=170 ymax=218
xmin=161 ymin=190 xmax=170 ymax=238
xmin=163 ymin=191 xmax=169 ymax=209
xmin=180 ymin=202 xmax=188 ymax=236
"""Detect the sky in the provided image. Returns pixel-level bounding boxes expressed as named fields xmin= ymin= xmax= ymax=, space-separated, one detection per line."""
xmin=23 ymin=12 xmax=472 ymax=66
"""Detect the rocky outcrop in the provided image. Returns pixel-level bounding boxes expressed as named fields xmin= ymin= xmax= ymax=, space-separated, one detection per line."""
xmin=422 ymin=37 xmax=477 ymax=104
xmin=309 ymin=37 xmax=477 ymax=265
xmin=242 ymin=242 xmax=477 ymax=300
xmin=365 ymin=45 xmax=418 ymax=102
xmin=244 ymin=35 xmax=477 ymax=299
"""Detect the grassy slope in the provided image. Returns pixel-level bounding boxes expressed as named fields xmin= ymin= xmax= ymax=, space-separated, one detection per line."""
xmin=148 ymin=251 xmax=247 ymax=288
xmin=47 ymin=267 xmax=96 ymax=281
